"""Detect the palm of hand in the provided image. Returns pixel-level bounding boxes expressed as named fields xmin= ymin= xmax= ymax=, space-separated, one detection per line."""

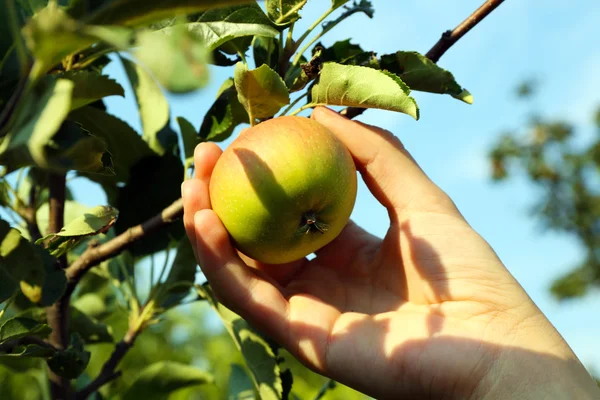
xmin=243 ymin=205 xmax=524 ymax=399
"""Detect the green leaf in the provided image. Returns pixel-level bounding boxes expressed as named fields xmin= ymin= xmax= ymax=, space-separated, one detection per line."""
xmin=234 ymin=63 xmax=290 ymax=122
xmin=0 ymin=220 xmax=46 ymax=303
xmin=87 ymin=0 xmax=257 ymax=26
xmin=176 ymin=117 xmax=197 ymax=161
xmin=36 ymin=200 xmax=94 ymax=237
xmin=169 ymin=20 xmax=279 ymax=54
xmin=319 ymin=39 xmax=369 ymax=65
xmin=229 ymin=364 xmax=256 ymax=400
xmin=194 ymin=3 xmax=278 ymax=55
xmin=70 ymin=306 xmax=113 ymax=344
xmin=47 ymin=333 xmax=90 ymax=379
xmin=379 ymin=51 xmax=473 ymax=104
xmin=0 ymin=317 xmax=51 ymax=344
xmin=1 ymin=78 xmax=72 ymax=165
xmin=197 ymin=284 xmax=291 ymax=400
xmin=0 ymin=118 xmax=115 ymax=176
xmin=157 ymin=238 xmax=197 ymax=308
xmin=134 ymin=26 xmax=211 ymax=94
xmin=266 ymin=0 xmax=308 ymax=26
xmin=69 ymin=106 xmax=154 ymax=183
xmin=38 ymin=250 xmax=67 ymax=307
xmin=200 ymin=78 xmax=249 ymax=142
xmin=22 ymin=3 xmax=95 ymax=76
xmin=310 ymin=62 xmax=419 ymax=120
xmin=120 ymin=57 xmax=170 ymax=155
xmin=252 ymin=36 xmax=280 ymax=70
xmin=59 ymin=70 xmax=125 ymax=110
xmin=123 ymin=361 xmax=214 ymax=400
xmin=37 ymin=205 xmax=118 ymax=258
xmin=0 ymin=267 xmax=18 ymax=304
xmin=0 ymin=343 xmax=55 ymax=358
xmin=114 ymin=154 xmax=184 ymax=257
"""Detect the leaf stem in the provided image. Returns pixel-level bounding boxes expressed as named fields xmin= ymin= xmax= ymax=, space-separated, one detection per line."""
xmin=280 ymin=92 xmax=309 ymax=116
xmin=313 ymin=379 xmax=336 ymax=400
xmin=237 ymin=49 xmax=248 ymax=66
xmin=288 ymin=103 xmax=320 ymax=117
xmin=293 ymin=7 xmax=335 ymax=59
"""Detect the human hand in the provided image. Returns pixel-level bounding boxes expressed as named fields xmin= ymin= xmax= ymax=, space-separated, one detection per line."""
xmin=182 ymin=107 xmax=600 ymax=399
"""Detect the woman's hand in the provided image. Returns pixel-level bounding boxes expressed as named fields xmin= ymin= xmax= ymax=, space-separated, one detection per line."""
xmin=182 ymin=106 xmax=600 ymax=399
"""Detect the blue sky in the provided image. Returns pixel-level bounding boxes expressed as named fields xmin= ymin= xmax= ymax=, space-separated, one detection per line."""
xmin=85 ymin=0 xmax=600 ymax=372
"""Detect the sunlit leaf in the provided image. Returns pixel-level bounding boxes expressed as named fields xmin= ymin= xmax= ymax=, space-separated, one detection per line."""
xmin=200 ymin=78 xmax=249 ymax=142
xmin=266 ymin=0 xmax=308 ymax=26
xmin=120 ymin=57 xmax=170 ymax=155
xmin=194 ymin=3 xmax=278 ymax=55
xmin=0 ymin=317 xmax=51 ymax=344
xmin=0 ymin=220 xmax=46 ymax=302
xmin=22 ymin=3 xmax=95 ymax=75
xmin=134 ymin=26 xmax=211 ymax=94
xmin=234 ymin=63 xmax=289 ymax=121
xmin=59 ymin=70 xmax=125 ymax=110
xmin=37 ymin=205 xmax=118 ymax=257
xmin=197 ymin=284 xmax=291 ymax=400
xmin=1 ymin=78 xmax=72 ymax=165
xmin=379 ymin=51 xmax=473 ymax=104
xmin=310 ymin=62 xmax=419 ymax=119
xmin=47 ymin=333 xmax=90 ymax=379
xmin=122 ymin=361 xmax=214 ymax=399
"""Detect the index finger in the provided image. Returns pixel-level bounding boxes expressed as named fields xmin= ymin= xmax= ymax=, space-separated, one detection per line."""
xmin=311 ymin=107 xmax=460 ymax=217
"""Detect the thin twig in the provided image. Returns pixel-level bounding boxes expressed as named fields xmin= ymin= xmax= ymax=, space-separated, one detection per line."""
xmin=341 ymin=0 xmax=506 ymax=118
xmin=426 ymin=0 xmax=506 ymax=63
xmin=74 ymin=325 xmax=140 ymax=400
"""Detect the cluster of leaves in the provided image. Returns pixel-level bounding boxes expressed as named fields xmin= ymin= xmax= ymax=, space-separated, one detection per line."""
xmin=489 ymin=86 xmax=600 ymax=300
xmin=0 ymin=0 xmax=474 ymax=398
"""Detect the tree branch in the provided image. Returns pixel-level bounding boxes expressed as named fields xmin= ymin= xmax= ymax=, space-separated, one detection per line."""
xmin=65 ymin=198 xmax=184 ymax=290
xmin=341 ymin=0 xmax=505 ymax=118
xmin=425 ymin=0 xmax=506 ymax=63
xmin=46 ymin=172 xmax=71 ymax=400
xmin=74 ymin=325 xmax=140 ymax=400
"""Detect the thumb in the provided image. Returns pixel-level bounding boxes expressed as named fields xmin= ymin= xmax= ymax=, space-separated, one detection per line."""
xmin=311 ymin=107 xmax=459 ymax=216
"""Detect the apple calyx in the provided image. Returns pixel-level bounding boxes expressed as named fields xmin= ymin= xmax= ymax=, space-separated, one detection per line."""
xmin=296 ymin=211 xmax=330 ymax=236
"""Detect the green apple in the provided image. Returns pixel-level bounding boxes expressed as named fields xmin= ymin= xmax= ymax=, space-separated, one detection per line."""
xmin=209 ymin=116 xmax=358 ymax=264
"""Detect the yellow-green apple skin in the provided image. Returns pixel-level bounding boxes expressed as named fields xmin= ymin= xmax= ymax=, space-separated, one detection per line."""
xmin=209 ymin=116 xmax=358 ymax=264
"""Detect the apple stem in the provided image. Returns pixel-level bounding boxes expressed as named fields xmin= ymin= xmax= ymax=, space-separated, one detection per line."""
xmin=297 ymin=211 xmax=330 ymax=235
